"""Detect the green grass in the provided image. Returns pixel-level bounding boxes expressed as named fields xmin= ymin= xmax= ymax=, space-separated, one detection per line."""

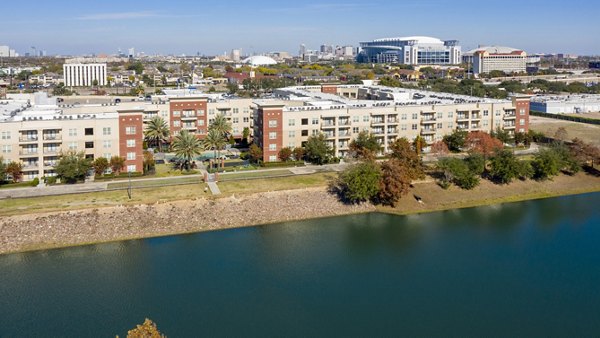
xmin=0 ymin=182 xmax=35 ymax=189
xmin=107 ymin=176 xmax=202 ymax=189
xmin=218 ymin=169 xmax=293 ymax=181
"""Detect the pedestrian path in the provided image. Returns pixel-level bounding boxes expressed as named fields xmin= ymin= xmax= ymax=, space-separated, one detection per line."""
xmin=207 ymin=182 xmax=221 ymax=195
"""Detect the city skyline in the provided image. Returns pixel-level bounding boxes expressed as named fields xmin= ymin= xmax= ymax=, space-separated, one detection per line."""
xmin=1 ymin=0 xmax=599 ymax=56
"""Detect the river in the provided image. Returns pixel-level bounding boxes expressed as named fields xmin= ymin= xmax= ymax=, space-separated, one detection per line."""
xmin=1 ymin=193 xmax=600 ymax=337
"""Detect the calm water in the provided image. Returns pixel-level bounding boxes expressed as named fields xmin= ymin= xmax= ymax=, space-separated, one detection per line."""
xmin=1 ymin=193 xmax=600 ymax=337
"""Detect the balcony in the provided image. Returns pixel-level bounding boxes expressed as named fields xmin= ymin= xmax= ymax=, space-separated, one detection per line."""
xmin=371 ymin=118 xmax=385 ymax=126
xmin=387 ymin=129 xmax=399 ymax=135
xmin=43 ymin=149 xmax=60 ymax=156
xmin=457 ymin=124 xmax=469 ymax=130
xmin=387 ymin=118 xmax=398 ymax=124
xmin=43 ymin=135 xmax=62 ymax=141
xmin=44 ymin=161 xmax=57 ymax=168
xmin=470 ymin=114 xmax=481 ymax=120
xmin=504 ymin=124 xmax=516 ymax=129
xmin=456 ymin=115 xmax=469 ymax=121
xmin=324 ymin=133 xmax=336 ymax=139
xmin=338 ymin=119 xmax=351 ymax=126
xmin=503 ymin=114 xmax=516 ymax=120
xmin=19 ymin=149 xmax=39 ymax=156
xmin=421 ymin=118 xmax=436 ymax=124
xmin=421 ymin=128 xmax=436 ymax=135
xmin=321 ymin=122 xmax=336 ymax=129
xmin=19 ymin=136 xmax=39 ymax=143
xmin=22 ymin=162 xmax=39 ymax=170
xmin=372 ymin=130 xmax=385 ymax=135
xmin=181 ymin=114 xmax=197 ymax=121
xmin=338 ymin=131 xmax=351 ymax=138
xmin=182 ymin=124 xmax=197 ymax=130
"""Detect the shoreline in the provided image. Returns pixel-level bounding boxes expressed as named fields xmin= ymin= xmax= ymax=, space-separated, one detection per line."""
xmin=2 ymin=173 xmax=600 ymax=255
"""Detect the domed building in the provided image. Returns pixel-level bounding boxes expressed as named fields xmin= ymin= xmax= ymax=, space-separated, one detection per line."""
xmin=358 ymin=36 xmax=461 ymax=65
xmin=242 ymin=55 xmax=278 ymax=67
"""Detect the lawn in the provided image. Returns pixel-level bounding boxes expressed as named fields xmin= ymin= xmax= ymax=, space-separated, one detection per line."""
xmin=0 ymin=172 xmax=337 ymax=217
xmin=530 ymin=116 xmax=600 ymax=146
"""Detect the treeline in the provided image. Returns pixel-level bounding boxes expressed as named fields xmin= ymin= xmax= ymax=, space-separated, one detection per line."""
xmin=530 ymin=111 xmax=600 ymax=126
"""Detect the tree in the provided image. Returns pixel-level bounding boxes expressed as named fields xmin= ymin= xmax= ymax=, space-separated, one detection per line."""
xmin=92 ymin=157 xmax=110 ymax=176
xmin=127 ymin=62 xmax=145 ymax=75
xmin=144 ymin=116 xmax=170 ymax=152
xmin=110 ymin=156 xmax=125 ymax=174
xmin=377 ymin=159 xmax=412 ymax=206
xmin=489 ymin=149 xmax=521 ymax=184
xmin=248 ymin=144 xmax=263 ymax=163
xmin=514 ymin=131 xmax=532 ymax=147
xmin=242 ymin=127 xmax=251 ymax=145
xmin=554 ymin=127 xmax=568 ymax=142
xmin=52 ymin=83 xmax=72 ymax=96
xmin=492 ymin=126 xmax=512 ymax=145
xmin=335 ymin=161 xmax=381 ymax=203
xmin=5 ymin=161 xmax=23 ymax=183
xmin=532 ymin=148 xmax=562 ymax=180
xmin=388 ymin=137 xmax=424 ymax=180
xmin=437 ymin=158 xmax=480 ymax=190
xmin=292 ymin=147 xmax=305 ymax=162
xmin=464 ymin=153 xmax=486 ymax=175
xmin=92 ymin=79 xmax=99 ymax=87
xmin=430 ymin=140 xmax=449 ymax=158
xmin=126 ymin=318 xmax=165 ymax=338
xmin=143 ymin=151 xmax=156 ymax=174
xmin=442 ymin=130 xmax=468 ymax=152
xmin=278 ymin=147 xmax=293 ymax=162
xmin=55 ymin=151 xmax=92 ymax=184
xmin=305 ymin=134 xmax=334 ymax=165
xmin=210 ymin=113 xmax=232 ymax=136
xmin=465 ymin=131 xmax=503 ymax=159
xmin=0 ymin=157 xmax=6 ymax=183
xmin=226 ymin=82 xmax=239 ymax=94
xmin=412 ymin=135 xmax=426 ymax=156
xmin=570 ymin=138 xmax=600 ymax=169
xmin=172 ymin=130 xmax=204 ymax=168
xmin=349 ymin=131 xmax=381 ymax=159
xmin=202 ymin=129 xmax=226 ymax=168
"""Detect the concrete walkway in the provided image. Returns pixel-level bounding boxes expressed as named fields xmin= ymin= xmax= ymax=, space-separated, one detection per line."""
xmin=0 ymin=181 xmax=109 ymax=199
xmin=206 ymin=182 xmax=221 ymax=195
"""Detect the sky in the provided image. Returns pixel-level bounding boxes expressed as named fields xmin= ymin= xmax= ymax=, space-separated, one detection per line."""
xmin=1 ymin=0 xmax=599 ymax=56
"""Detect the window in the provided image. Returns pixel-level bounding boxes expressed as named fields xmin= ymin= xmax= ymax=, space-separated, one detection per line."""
xmin=1 ymin=131 xmax=10 ymax=140
xmin=125 ymin=126 xmax=136 ymax=135
xmin=127 ymin=139 xmax=136 ymax=147
xmin=233 ymin=117 xmax=239 ymax=124
xmin=1 ymin=145 xmax=11 ymax=153
xmin=269 ymin=155 xmax=277 ymax=162
xmin=103 ymin=140 xmax=111 ymax=148
xmin=520 ymin=119 xmax=525 ymax=126
xmin=483 ymin=120 xmax=489 ymax=126
xmin=173 ymin=111 xmax=180 ymax=117
xmin=243 ymin=117 xmax=249 ymax=123
xmin=301 ymin=130 xmax=309 ymax=136
xmin=198 ymin=120 xmax=205 ymax=126
xmin=85 ymin=141 xmax=94 ymax=149
xmin=173 ymin=120 xmax=181 ymax=127
xmin=269 ymin=120 xmax=278 ymax=128
xmin=312 ymin=118 xmax=319 ymax=125
xmin=448 ymin=122 xmax=453 ymax=129
xmin=401 ymin=113 xmax=407 ymax=120
xmin=243 ymin=108 xmax=249 ymax=114
xmin=519 ymin=128 xmax=525 ymax=133
xmin=84 ymin=128 xmax=94 ymax=136
xmin=301 ymin=118 xmax=309 ymax=125
xmin=448 ymin=112 xmax=453 ymax=118
xmin=412 ymin=124 xmax=418 ymax=130
xmin=127 ymin=164 xmax=136 ymax=173
xmin=437 ymin=123 xmax=443 ymax=129
xmin=437 ymin=112 xmax=443 ymax=119
xmin=362 ymin=115 xmax=369 ymax=122
xmin=353 ymin=116 xmax=359 ymax=123
xmin=102 ymin=127 xmax=111 ymax=135
xmin=412 ymin=113 xmax=418 ymax=120
xmin=198 ymin=110 xmax=205 ymax=116
xmin=127 ymin=152 xmax=136 ymax=160
xmin=288 ymin=119 xmax=295 ymax=126
xmin=520 ymin=108 xmax=526 ymax=115
xmin=269 ymin=132 xmax=277 ymax=140
xmin=232 ymin=108 xmax=239 ymax=114
xmin=68 ymin=142 xmax=77 ymax=150
xmin=68 ymin=128 xmax=77 ymax=137
xmin=269 ymin=144 xmax=277 ymax=151
xmin=495 ymin=110 xmax=501 ymax=116
xmin=209 ymin=109 xmax=215 ymax=115
xmin=233 ymin=127 xmax=239 ymax=134
xmin=352 ymin=127 xmax=359 ymax=134
xmin=483 ymin=110 xmax=489 ymax=117
xmin=312 ymin=130 xmax=319 ymax=136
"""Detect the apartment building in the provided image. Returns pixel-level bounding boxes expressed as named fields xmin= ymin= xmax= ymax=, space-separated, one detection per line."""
xmin=464 ymin=46 xmax=527 ymax=75
xmin=254 ymin=85 xmax=530 ymax=162
xmin=1 ymin=94 xmax=144 ymax=180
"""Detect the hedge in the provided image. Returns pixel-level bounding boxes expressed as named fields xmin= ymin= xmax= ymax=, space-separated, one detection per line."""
xmin=530 ymin=110 xmax=600 ymax=125
xmin=260 ymin=161 xmax=305 ymax=168
xmin=94 ymin=172 xmax=144 ymax=180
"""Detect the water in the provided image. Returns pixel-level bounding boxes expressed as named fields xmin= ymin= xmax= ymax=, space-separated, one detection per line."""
xmin=1 ymin=193 xmax=600 ymax=337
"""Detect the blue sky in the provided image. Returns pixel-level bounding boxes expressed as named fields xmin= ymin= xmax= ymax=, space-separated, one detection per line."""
xmin=1 ymin=0 xmax=598 ymax=56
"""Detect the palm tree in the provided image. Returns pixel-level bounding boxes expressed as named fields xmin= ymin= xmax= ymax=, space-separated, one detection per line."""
xmin=144 ymin=116 xmax=170 ymax=152
xmin=203 ymin=128 xmax=227 ymax=169
xmin=210 ymin=113 xmax=232 ymax=136
xmin=171 ymin=130 xmax=204 ymax=170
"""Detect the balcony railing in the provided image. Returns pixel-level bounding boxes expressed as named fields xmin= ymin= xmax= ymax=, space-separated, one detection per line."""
xmin=19 ymin=136 xmax=38 ymax=142
xmin=421 ymin=128 xmax=436 ymax=134
xmin=19 ymin=149 xmax=39 ymax=156
xmin=43 ymin=135 xmax=62 ymax=141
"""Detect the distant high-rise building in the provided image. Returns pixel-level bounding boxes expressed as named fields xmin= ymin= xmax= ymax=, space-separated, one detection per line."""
xmin=465 ymin=46 xmax=527 ymax=75
xmin=63 ymin=63 xmax=107 ymax=87
xmin=343 ymin=46 xmax=354 ymax=57
xmin=299 ymin=44 xmax=306 ymax=57
xmin=0 ymin=45 xmax=10 ymax=57
xmin=128 ymin=48 xmax=135 ymax=58
xmin=231 ymin=49 xmax=241 ymax=62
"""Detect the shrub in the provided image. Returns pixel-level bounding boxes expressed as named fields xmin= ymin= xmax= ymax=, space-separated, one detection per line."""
xmin=30 ymin=177 xmax=39 ymax=187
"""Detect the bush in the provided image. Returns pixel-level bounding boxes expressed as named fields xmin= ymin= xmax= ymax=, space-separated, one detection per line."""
xmin=30 ymin=177 xmax=39 ymax=187
xmin=335 ymin=161 xmax=381 ymax=203
xmin=260 ymin=161 xmax=305 ymax=168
